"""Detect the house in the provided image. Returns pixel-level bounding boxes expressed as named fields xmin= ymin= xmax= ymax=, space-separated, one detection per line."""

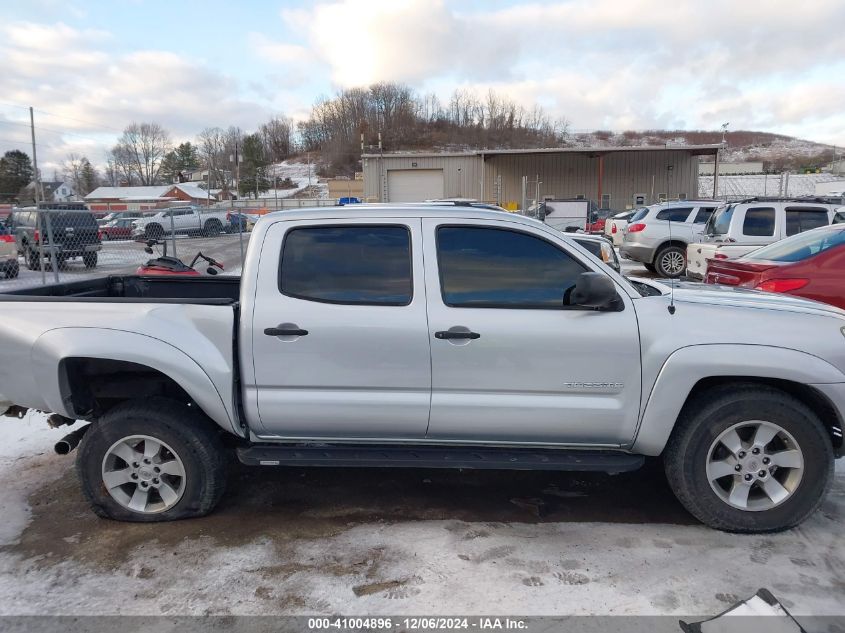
xmin=19 ymin=180 xmax=76 ymax=205
xmin=84 ymin=183 xmax=217 ymax=212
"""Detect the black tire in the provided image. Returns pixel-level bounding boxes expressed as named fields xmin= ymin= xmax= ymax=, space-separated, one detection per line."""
xmin=203 ymin=219 xmax=223 ymax=237
xmin=83 ymin=252 xmax=98 ymax=268
xmin=145 ymin=224 xmax=164 ymax=240
xmin=76 ymin=398 xmax=227 ymax=522
xmin=643 ymin=262 xmax=657 ymax=274
xmin=664 ymin=384 xmax=833 ymax=533
xmin=654 ymin=244 xmax=686 ymax=278
xmin=25 ymin=247 xmax=40 ymax=270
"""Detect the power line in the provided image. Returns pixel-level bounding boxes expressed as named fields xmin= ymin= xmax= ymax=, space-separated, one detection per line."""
xmin=0 ymin=101 xmax=125 ymax=135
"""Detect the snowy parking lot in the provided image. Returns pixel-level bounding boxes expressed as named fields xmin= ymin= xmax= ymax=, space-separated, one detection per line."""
xmin=0 ymin=414 xmax=843 ymax=618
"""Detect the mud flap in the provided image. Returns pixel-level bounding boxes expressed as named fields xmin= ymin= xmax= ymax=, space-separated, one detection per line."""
xmin=680 ymin=589 xmax=805 ymax=633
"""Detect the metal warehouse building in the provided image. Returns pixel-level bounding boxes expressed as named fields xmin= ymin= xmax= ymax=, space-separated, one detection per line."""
xmin=363 ymin=145 xmax=721 ymax=210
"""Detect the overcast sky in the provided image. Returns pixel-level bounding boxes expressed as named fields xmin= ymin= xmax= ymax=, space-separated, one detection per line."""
xmin=1 ymin=0 xmax=844 ymax=173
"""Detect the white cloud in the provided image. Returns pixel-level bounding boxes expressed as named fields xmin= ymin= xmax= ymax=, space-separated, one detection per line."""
xmin=259 ymin=0 xmax=845 ymax=144
xmin=0 ymin=21 xmax=272 ymax=171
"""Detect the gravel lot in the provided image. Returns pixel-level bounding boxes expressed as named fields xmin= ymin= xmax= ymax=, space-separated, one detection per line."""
xmin=0 ymin=414 xmax=843 ymax=617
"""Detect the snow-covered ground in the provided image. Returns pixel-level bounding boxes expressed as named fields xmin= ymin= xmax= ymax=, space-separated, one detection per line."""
xmin=0 ymin=412 xmax=842 ymax=617
xmin=253 ymin=161 xmax=329 ymax=200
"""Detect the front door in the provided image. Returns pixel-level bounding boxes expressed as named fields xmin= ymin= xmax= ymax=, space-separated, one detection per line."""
xmin=250 ymin=218 xmax=431 ymax=439
xmin=422 ymin=219 xmax=642 ymax=445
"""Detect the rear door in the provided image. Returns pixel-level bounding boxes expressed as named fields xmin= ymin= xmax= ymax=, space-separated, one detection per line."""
xmin=783 ymin=206 xmax=832 ymax=237
xmin=249 ymin=217 xmax=432 ymax=438
xmin=422 ymin=218 xmax=642 ymax=445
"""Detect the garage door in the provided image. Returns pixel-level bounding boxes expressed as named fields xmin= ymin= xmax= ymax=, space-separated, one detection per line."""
xmin=387 ymin=169 xmax=445 ymax=202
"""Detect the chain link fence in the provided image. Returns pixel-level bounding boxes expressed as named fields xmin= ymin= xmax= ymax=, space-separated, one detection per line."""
xmin=0 ymin=199 xmax=338 ymax=292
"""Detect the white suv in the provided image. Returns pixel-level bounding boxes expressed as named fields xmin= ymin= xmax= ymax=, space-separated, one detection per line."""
xmin=686 ymin=199 xmax=842 ymax=280
xmin=619 ymin=201 xmax=718 ymax=278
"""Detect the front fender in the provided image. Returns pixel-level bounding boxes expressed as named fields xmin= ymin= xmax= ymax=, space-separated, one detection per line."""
xmin=31 ymin=328 xmax=237 ymax=434
xmin=632 ymin=344 xmax=845 ymax=456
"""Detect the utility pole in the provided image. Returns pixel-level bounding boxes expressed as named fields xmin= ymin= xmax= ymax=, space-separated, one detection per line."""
xmin=30 ymin=107 xmax=47 ymax=284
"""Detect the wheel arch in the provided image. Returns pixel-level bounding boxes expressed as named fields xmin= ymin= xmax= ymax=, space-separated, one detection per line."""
xmin=31 ymin=328 xmax=240 ymax=436
xmin=632 ymin=344 xmax=845 ymax=456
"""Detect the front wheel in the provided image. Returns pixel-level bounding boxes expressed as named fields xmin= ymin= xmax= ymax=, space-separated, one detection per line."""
xmin=76 ymin=398 xmax=227 ymax=522
xmin=654 ymin=245 xmax=686 ymax=278
xmin=83 ymin=252 xmax=98 ymax=268
xmin=664 ymin=384 xmax=833 ymax=532
xmin=4 ymin=261 xmax=19 ymax=278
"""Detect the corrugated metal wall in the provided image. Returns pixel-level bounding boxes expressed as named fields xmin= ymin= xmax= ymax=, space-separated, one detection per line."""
xmin=364 ymin=150 xmax=699 ymax=209
xmin=363 ymin=155 xmax=482 ymax=201
xmin=484 ymin=150 xmax=699 ymax=209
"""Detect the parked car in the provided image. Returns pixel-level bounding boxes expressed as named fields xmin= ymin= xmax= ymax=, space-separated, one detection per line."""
xmin=132 ymin=206 xmax=229 ymax=239
xmin=539 ymin=198 xmax=597 ymax=232
xmin=0 ymin=222 xmax=19 ymax=279
xmin=704 ymin=223 xmax=845 ymax=309
xmin=98 ymin=218 xmax=137 ymax=241
xmin=686 ymin=198 xmax=842 ymax=280
xmin=619 ymin=201 xmax=719 ymax=278
xmin=604 ymin=210 xmax=637 ymax=246
xmin=97 ymin=211 xmax=145 ymax=226
xmin=571 ymin=233 xmax=621 ymax=272
xmin=1 ymin=205 xmax=844 ymax=533
xmin=7 ymin=204 xmax=101 ymax=269
xmin=585 ymin=208 xmax=617 ymax=234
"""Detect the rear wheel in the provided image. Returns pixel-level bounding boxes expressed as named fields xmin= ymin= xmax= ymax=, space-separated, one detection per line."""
xmin=76 ymin=398 xmax=227 ymax=522
xmin=654 ymin=245 xmax=686 ymax=278
xmin=4 ymin=261 xmax=18 ymax=278
xmin=145 ymin=224 xmax=164 ymax=240
xmin=203 ymin=219 xmax=223 ymax=237
xmin=83 ymin=252 xmax=98 ymax=268
xmin=664 ymin=384 xmax=833 ymax=532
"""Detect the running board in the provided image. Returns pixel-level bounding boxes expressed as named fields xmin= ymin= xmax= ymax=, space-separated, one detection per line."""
xmin=236 ymin=444 xmax=644 ymax=473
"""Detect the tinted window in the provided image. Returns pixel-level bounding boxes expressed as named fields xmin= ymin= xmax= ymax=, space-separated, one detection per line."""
xmin=280 ymin=226 xmax=412 ymax=305
xmin=834 ymin=212 xmax=845 ymax=225
xmin=51 ymin=212 xmax=98 ymax=229
xmin=742 ymin=207 xmax=775 ymax=236
xmin=629 ymin=208 xmax=649 ymax=222
xmin=785 ymin=207 xmax=829 ymax=236
xmin=655 ymin=207 xmax=692 ymax=222
xmin=437 ymin=226 xmax=586 ymax=309
xmin=574 ymin=239 xmax=602 ymax=258
xmin=709 ymin=205 xmax=734 ymax=235
xmin=694 ymin=207 xmax=715 ymax=224
xmin=747 ymin=227 xmax=845 ymax=263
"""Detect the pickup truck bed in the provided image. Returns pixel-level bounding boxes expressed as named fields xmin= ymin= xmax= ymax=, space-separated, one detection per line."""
xmin=1 ymin=275 xmax=240 ymax=304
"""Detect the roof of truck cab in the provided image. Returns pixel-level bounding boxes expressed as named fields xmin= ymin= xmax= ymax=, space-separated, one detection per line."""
xmin=262 ymin=204 xmax=544 ymax=226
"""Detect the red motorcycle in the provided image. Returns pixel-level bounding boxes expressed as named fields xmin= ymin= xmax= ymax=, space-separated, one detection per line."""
xmin=136 ymin=239 xmax=224 ymax=276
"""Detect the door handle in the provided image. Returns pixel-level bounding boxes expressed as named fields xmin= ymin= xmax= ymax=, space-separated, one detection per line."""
xmin=435 ymin=330 xmax=480 ymax=340
xmin=264 ymin=327 xmax=309 ymax=337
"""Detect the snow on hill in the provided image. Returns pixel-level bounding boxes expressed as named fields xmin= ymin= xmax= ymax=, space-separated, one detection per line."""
xmin=253 ymin=161 xmax=328 ymax=200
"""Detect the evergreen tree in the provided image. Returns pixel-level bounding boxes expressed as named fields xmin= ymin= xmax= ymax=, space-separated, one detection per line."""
xmin=239 ymin=133 xmax=270 ymax=198
xmin=0 ymin=150 xmax=34 ymax=203
xmin=160 ymin=142 xmax=201 ymax=183
xmin=80 ymin=158 xmax=99 ymax=195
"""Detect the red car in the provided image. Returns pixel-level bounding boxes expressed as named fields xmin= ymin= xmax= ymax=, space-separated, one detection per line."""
xmin=98 ymin=218 xmax=136 ymax=241
xmin=704 ymin=223 xmax=845 ymax=309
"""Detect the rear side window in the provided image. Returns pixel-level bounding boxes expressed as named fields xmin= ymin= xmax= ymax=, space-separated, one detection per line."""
xmin=280 ymin=225 xmax=412 ymax=305
xmin=709 ymin=205 xmax=734 ymax=235
xmin=655 ymin=207 xmax=693 ymax=222
xmin=629 ymin=208 xmax=649 ymax=222
xmin=694 ymin=207 xmax=715 ymax=224
xmin=742 ymin=207 xmax=775 ymax=236
xmin=436 ymin=226 xmax=586 ymax=309
xmin=785 ymin=207 xmax=829 ymax=236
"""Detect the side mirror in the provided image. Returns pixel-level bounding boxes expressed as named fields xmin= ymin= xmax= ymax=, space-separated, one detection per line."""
xmin=569 ymin=272 xmax=622 ymax=311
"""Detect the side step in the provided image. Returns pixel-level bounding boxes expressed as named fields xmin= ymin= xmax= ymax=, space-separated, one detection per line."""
xmin=236 ymin=444 xmax=644 ymax=473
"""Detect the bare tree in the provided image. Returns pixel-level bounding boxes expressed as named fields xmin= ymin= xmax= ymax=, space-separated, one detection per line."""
xmin=259 ymin=117 xmax=295 ymax=163
xmin=112 ymin=122 xmax=172 ymax=185
xmin=196 ymin=127 xmax=227 ymax=189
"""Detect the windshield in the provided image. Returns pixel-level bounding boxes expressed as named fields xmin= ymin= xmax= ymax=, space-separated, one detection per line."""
xmin=707 ymin=205 xmax=734 ymax=235
xmin=745 ymin=226 xmax=845 ymax=262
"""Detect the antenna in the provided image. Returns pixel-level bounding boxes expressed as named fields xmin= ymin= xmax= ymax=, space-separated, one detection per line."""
xmin=666 ymin=169 xmax=676 ymax=315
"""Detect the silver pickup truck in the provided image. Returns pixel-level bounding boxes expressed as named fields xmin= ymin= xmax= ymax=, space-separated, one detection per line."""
xmin=1 ymin=206 xmax=844 ymax=532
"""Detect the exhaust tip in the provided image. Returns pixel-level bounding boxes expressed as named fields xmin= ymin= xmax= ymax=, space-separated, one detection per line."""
xmin=54 ymin=440 xmax=72 ymax=455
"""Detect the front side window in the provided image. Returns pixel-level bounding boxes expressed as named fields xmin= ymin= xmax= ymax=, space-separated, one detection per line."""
xmin=785 ymin=208 xmax=829 ymax=236
xmin=280 ymin=225 xmax=412 ymax=305
xmin=694 ymin=207 xmax=716 ymax=224
xmin=437 ymin=226 xmax=586 ymax=309
xmin=742 ymin=207 xmax=775 ymax=236
xmin=656 ymin=207 xmax=693 ymax=222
